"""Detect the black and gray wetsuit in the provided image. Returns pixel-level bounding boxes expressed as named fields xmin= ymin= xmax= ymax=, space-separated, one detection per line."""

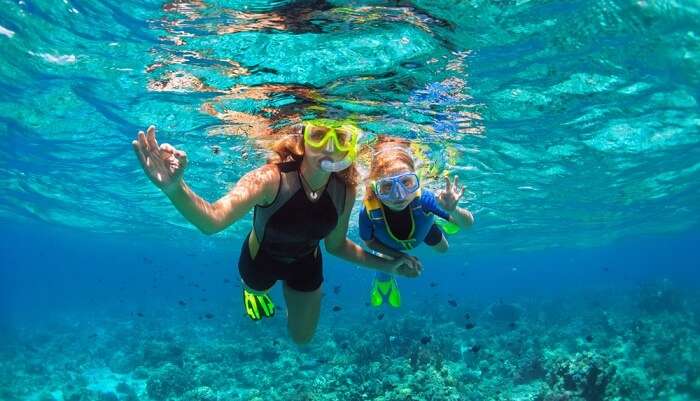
xmin=238 ymin=159 xmax=346 ymax=292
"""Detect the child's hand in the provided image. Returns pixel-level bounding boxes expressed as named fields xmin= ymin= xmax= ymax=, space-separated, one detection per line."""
xmin=437 ymin=175 xmax=465 ymax=212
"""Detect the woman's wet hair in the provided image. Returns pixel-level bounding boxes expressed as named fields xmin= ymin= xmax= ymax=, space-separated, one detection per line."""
xmin=267 ymin=124 xmax=359 ymax=188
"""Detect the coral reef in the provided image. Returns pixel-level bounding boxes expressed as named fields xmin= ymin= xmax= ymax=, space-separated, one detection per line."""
xmin=545 ymin=352 xmax=616 ymax=401
xmin=1 ymin=285 xmax=698 ymax=401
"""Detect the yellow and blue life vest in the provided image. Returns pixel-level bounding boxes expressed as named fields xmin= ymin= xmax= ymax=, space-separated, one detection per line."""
xmin=359 ymin=189 xmax=450 ymax=251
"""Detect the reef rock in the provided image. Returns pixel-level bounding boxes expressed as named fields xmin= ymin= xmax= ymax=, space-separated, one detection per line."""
xmin=546 ymin=351 xmax=616 ymax=401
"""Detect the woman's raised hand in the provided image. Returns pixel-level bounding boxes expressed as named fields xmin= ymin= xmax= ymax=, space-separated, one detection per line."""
xmin=132 ymin=125 xmax=188 ymax=194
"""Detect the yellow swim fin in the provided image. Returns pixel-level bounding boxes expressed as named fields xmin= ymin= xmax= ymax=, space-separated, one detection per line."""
xmin=370 ymin=277 xmax=401 ymax=308
xmin=243 ymin=287 xmax=275 ymax=321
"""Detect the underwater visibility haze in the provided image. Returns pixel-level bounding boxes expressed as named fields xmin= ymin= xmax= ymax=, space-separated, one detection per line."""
xmin=1 ymin=0 xmax=699 ymax=400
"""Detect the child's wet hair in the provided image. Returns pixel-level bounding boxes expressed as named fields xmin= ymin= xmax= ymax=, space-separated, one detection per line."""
xmin=365 ymin=136 xmax=415 ymax=201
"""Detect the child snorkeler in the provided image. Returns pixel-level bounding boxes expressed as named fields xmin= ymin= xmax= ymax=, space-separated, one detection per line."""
xmin=359 ymin=138 xmax=475 ymax=307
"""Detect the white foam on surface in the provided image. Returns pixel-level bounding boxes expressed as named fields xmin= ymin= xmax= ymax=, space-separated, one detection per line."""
xmin=0 ymin=25 xmax=15 ymax=38
xmin=28 ymin=51 xmax=77 ymax=64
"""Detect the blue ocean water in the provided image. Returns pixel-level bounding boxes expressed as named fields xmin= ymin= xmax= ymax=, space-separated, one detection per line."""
xmin=1 ymin=1 xmax=699 ymax=400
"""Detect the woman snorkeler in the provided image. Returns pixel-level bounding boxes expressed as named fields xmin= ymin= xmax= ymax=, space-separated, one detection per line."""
xmin=359 ymin=138 xmax=475 ymax=308
xmin=132 ymin=121 xmax=421 ymax=344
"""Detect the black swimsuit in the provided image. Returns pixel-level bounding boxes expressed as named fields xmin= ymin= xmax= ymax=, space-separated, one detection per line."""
xmin=238 ymin=159 xmax=346 ymax=292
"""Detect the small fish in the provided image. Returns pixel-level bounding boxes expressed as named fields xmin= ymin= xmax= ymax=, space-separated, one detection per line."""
xmin=585 ymin=335 xmax=594 ymax=342
xmin=429 ymin=282 xmax=438 ymax=288
xmin=223 ymin=278 xmax=231 ymax=283
xmin=464 ymin=313 xmax=471 ymax=320
xmin=332 ymin=306 xmax=342 ymax=312
xmin=178 ymin=300 xmax=187 ymax=306
xmin=377 ymin=313 xmax=385 ymax=320
xmin=448 ymin=299 xmax=458 ymax=307
xmin=333 ymin=285 xmax=341 ymax=295
xmin=272 ymin=339 xmax=280 ymax=346
xmin=256 ymin=67 xmax=279 ymax=74
xmin=420 ymin=336 xmax=432 ymax=345
xmin=193 ymin=283 xmax=200 ymax=288
xmin=508 ymin=322 xmax=517 ymax=329
xmin=341 ymin=342 xmax=349 ymax=350
xmin=136 ymin=312 xmax=144 ymax=318
xmin=88 ymin=333 xmax=97 ymax=339
xmin=364 ymin=302 xmax=371 ymax=307
xmin=465 ymin=322 xmax=476 ymax=330
xmin=204 ymin=313 xmax=214 ymax=319
xmin=177 ymin=274 xmax=185 ymax=280
xmin=602 ymin=267 xmax=610 ymax=272
xmin=470 ymin=345 xmax=481 ymax=353
xmin=211 ymin=145 xmax=221 ymax=155
xmin=143 ymin=257 xmax=152 ymax=264
xmin=200 ymin=298 xmax=207 ymax=302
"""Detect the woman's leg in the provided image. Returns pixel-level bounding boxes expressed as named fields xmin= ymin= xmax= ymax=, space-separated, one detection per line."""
xmin=283 ymin=283 xmax=322 ymax=345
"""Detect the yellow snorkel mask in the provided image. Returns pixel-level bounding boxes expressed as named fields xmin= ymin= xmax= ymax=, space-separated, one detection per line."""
xmin=303 ymin=119 xmax=361 ymax=172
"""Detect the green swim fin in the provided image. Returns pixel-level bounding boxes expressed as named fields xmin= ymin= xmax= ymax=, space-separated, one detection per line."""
xmin=243 ymin=287 xmax=275 ymax=320
xmin=370 ymin=277 xmax=401 ymax=308
xmin=435 ymin=219 xmax=461 ymax=235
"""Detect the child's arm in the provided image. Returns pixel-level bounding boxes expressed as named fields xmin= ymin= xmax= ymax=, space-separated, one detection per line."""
xmin=447 ymin=206 xmax=474 ymax=229
xmin=427 ymin=176 xmax=475 ymax=230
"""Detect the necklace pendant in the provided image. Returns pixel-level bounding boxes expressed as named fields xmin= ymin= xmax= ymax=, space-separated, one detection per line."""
xmin=310 ymin=190 xmax=319 ymax=200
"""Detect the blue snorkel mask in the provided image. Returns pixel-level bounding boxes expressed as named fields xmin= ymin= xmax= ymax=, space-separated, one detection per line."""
xmin=372 ymin=172 xmax=420 ymax=203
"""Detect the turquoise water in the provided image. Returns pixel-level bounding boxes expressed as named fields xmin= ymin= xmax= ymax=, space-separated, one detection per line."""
xmin=1 ymin=1 xmax=699 ymax=400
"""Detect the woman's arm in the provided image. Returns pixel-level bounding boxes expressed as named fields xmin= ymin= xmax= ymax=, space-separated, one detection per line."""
xmin=325 ymin=188 xmax=421 ymax=277
xmin=364 ymin=238 xmax=406 ymax=260
xmin=133 ymin=125 xmax=278 ymax=235
xmin=366 ymin=238 xmax=424 ymax=271
xmin=163 ymin=165 xmax=278 ymax=235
